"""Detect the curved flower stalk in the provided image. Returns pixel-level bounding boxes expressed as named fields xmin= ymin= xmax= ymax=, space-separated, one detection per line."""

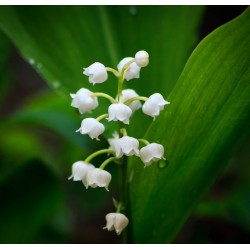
xmin=117 ymin=57 xmax=140 ymax=81
xmin=68 ymin=50 xmax=170 ymax=235
xmin=120 ymin=89 xmax=142 ymax=113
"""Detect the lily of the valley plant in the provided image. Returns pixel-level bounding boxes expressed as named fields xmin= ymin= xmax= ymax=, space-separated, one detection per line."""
xmin=69 ymin=50 xmax=170 ymax=235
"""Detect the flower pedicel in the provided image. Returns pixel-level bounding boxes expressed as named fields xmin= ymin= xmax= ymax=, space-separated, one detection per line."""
xmin=69 ymin=50 xmax=170 ymax=235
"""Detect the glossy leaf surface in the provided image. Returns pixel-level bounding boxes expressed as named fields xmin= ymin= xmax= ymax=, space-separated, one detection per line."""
xmin=128 ymin=8 xmax=250 ymax=243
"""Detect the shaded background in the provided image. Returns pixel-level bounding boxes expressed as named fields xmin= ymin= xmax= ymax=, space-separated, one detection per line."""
xmin=0 ymin=6 xmax=249 ymax=243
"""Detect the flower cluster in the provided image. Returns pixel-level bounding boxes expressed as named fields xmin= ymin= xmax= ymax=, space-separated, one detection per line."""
xmin=69 ymin=50 xmax=170 ymax=235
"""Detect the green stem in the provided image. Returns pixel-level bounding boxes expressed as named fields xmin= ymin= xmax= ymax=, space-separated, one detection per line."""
xmin=117 ymin=75 xmax=124 ymax=102
xmin=122 ymin=59 xmax=135 ymax=72
xmin=120 ymin=156 xmax=128 ymax=243
xmin=106 ymin=67 xmax=121 ymax=77
xmin=96 ymin=114 xmax=109 ymax=122
xmin=120 ymin=128 xmax=128 ymax=136
xmin=138 ymin=138 xmax=150 ymax=146
xmin=116 ymin=202 xmax=123 ymax=213
xmin=91 ymin=92 xmax=116 ymax=103
xmin=84 ymin=149 xmax=115 ymax=163
xmin=124 ymin=96 xmax=148 ymax=104
xmin=117 ymin=59 xmax=136 ymax=102
xmin=99 ymin=157 xmax=117 ymax=170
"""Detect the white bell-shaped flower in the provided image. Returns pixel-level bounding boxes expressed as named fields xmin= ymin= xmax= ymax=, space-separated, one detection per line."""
xmin=120 ymin=89 xmax=142 ymax=112
xmin=142 ymin=93 xmax=170 ymax=119
xmin=103 ymin=213 xmax=129 ymax=235
xmin=139 ymin=143 xmax=165 ymax=167
xmin=112 ymin=136 xmax=139 ymax=158
xmin=76 ymin=118 xmax=105 ymax=140
xmin=83 ymin=62 xmax=108 ymax=84
xmin=108 ymin=103 xmax=132 ymax=124
xmin=70 ymin=88 xmax=98 ymax=114
xmin=135 ymin=50 xmax=149 ymax=67
xmin=68 ymin=161 xmax=94 ymax=182
xmin=117 ymin=57 xmax=141 ymax=81
xmin=86 ymin=168 xmax=111 ymax=191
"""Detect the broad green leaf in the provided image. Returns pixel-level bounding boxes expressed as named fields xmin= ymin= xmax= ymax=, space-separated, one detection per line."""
xmin=0 ymin=6 xmax=204 ymax=139
xmin=128 ymin=8 xmax=250 ymax=243
xmin=0 ymin=6 xmax=204 ymax=98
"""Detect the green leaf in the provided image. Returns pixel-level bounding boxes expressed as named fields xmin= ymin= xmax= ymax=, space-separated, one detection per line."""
xmin=128 ymin=8 xmax=250 ymax=243
xmin=0 ymin=5 xmax=205 ymax=148
xmin=0 ymin=6 xmax=204 ymax=98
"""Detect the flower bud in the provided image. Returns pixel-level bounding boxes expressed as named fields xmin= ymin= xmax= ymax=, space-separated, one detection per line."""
xmin=112 ymin=136 xmax=139 ymax=158
xmin=117 ymin=57 xmax=140 ymax=81
xmin=142 ymin=93 xmax=170 ymax=119
xmin=120 ymin=89 xmax=142 ymax=112
xmin=139 ymin=143 xmax=165 ymax=167
xmin=103 ymin=213 xmax=129 ymax=235
xmin=68 ymin=161 xmax=94 ymax=182
xmin=70 ymin=88 xmax=98 ymax=114
xmin=135 ymin=50 xmax=149 ymax=67
xmin=83 ymin=62 xmax=108 ymax=84
xmin=86 ymin=168 xmax=112 ymax=191
xmin=76 ymin=118 xmax=105 ymax=140
xmin=108 ymin=103 xmax=132 ymax=124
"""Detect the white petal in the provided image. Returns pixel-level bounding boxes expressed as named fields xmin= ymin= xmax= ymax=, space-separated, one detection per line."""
xmin=103 ymin=213 xmax=129 ymax=235
xmin=135 ymin=50 xmax=149 ymax=67
xmin=103 ymin=213 xmax=116 ymax=231
xmin=117 ymin=57 xmax=141 ymax=81
xmin=70 ymin=88 xmax=98 ymax=114
xmin=69 ymin=161 xmax=94 ymax=183
xmin=114 ymin=136 xmax=139 ymax=158
xmin=121 ymin=89 xmax=142 ymax=112
xmin=83 ymin=62 xmax=108 ymax=84
xmin=142 ymin=93 xmax=169 ymax=118
xmin=87 ymin=168 xmax=112 ymax=191
xmin=108 ymin=103 xmax=132 ymax=124
xmin=140 ymin=143 xmax=164 ymax=166
xmin=149 ymin=93 xmax=170 ymax=107
xmin=77 ymin=118 xmax=105 ymax=140
xmin=114 ymin=213 xmax=129 ymax=235
xmin=142 ymin=99 xmax=160 ymax=118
